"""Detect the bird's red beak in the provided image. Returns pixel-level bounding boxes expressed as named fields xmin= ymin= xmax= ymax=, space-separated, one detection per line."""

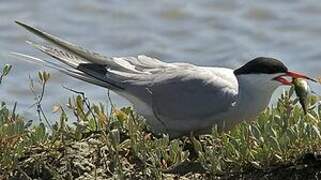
xmin=273 ymin=71 xmax=317 ymax=85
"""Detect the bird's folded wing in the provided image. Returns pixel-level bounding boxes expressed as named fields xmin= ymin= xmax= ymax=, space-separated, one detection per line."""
xmin=146 ymin=68 xmax=238 ymax=122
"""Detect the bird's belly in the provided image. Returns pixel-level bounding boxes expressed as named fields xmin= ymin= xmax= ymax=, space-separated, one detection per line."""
xmin=120 ymin=92 xmax=169 ymax=134
xmin=129 ymin=100 xmax=216 ymax=137
xmin=122 ymin=93 xmax=267 ymax=137
xmin=166 ymin=107 xmax=262 ymax=136
xmin=128 ymin=101 xmax=248 ymax=137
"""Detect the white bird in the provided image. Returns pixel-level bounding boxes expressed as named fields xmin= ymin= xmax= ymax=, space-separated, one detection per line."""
xmin=13 ymin=21 xmax=316 ymax=138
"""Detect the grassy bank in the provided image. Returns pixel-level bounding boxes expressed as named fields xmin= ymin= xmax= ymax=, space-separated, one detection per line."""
xmin=1 ymin=65 xmax=321 ymax=179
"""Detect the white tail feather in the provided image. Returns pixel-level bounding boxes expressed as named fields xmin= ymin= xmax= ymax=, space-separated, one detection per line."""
xmin=11 ymin=52 xmax=115 ymax=89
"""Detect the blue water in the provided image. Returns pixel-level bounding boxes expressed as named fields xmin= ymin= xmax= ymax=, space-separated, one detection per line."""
xmin=1 ymin=0 xmax=320 ymax=120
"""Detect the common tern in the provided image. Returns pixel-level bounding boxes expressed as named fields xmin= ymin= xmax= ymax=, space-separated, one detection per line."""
xmin=13 ymin=21 xmax=316 ymax=138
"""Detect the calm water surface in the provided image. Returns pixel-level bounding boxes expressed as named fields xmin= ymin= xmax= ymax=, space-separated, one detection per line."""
xmin=1 ymin=0 xmax=321 ymax=120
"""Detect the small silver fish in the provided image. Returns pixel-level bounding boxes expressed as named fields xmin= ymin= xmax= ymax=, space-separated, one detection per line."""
xmin=292 ymin=78 xmax=309 ymax=114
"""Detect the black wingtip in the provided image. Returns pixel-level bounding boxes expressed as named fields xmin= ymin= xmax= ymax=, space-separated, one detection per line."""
xmin=15 ymin=20 xmax=27 ymax=28
xmin=16 ymin=20 xmax=36 ymax=29
xmin=14 ymin=20 xmax=50 ymax=42
xmin=15 ymin=20 xmax=34 ymax=32
xmin=78 ymin=63 xmax=108 ymax=76
xmin=77 ymin=63 xmax=124 ymax=90
xmin=17 ymin=20 xmax=43 ymax=33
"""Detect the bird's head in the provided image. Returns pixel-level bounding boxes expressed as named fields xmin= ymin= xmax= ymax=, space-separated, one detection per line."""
xmin=234 ymin=57 xmax=315 ymax=92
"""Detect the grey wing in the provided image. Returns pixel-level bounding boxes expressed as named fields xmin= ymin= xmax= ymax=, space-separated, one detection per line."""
xmin=147 ymin=69 xmax=239 ymax=122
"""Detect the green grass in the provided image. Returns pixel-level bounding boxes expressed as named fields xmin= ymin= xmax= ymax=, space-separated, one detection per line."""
xmin=1 ymin=65 xmax=321 ymax=179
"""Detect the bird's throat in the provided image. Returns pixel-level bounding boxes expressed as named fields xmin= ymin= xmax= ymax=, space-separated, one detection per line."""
xmin=234 ymin=75 xmax=278 ymax=121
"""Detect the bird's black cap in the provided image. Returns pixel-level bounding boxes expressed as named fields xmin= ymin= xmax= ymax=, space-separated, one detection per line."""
xmin=234 ymin=57 xmax=288 ymax=75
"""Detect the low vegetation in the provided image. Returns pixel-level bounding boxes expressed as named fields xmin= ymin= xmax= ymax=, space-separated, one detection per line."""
xmin=1 ymin=65 xmax=321 ymax=179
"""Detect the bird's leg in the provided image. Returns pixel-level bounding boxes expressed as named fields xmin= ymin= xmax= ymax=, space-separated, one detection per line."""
xmin=185 ymin=132 xmax=201 ymax=161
